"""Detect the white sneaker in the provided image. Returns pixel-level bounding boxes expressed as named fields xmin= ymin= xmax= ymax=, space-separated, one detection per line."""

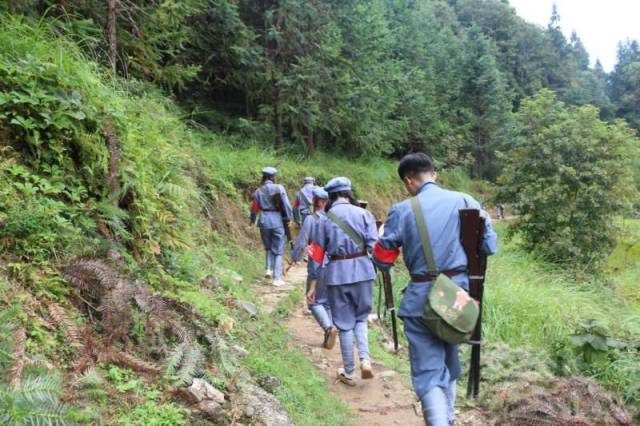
xmin=336 ymin=368 xmax=356 ymax=387
xmin=264 ymin=270 xmax=273 ymax=278
xmin=272 ymin=279 xmax=285 ymax=287
xmin=360 ymin=358 xmax=374 ymax=379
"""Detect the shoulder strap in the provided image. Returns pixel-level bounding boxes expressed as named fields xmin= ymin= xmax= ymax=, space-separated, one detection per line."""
xmin=300 ymin=188 xmax=313 ymax=206
xmin=325 ymin=211 xmax=365 ymax=251
xmin=410 ymin=197 xmax=438 ymax=274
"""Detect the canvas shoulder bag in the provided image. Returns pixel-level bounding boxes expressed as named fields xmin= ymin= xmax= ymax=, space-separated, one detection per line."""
xmin=410 ymin=197 xmax=479 ymax=344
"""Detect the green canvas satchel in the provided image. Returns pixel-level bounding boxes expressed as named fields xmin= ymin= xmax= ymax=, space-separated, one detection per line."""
xmin=410 ymin=197 xmax=479 ymax=344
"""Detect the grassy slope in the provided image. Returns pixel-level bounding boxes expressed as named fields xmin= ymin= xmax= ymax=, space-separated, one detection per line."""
xmin=377 ymin=221 xmax=640 ymax=410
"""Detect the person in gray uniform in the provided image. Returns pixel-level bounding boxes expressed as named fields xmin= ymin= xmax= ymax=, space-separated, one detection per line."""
xmin=291 ymin=186 xmax=337 ymax=349
xmin=250 ymin=167 xmax=293 ymax=286
xmin=309 ymin=177 xmax=378 ymax=386
xmin=373 ymin=153 xmax=497 ymax=425
xmin=293 ymin=176 xmax=315 ymax=226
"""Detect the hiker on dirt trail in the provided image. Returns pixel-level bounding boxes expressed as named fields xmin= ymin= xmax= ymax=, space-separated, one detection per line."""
xmin=495 ymin=203 xmax=505 ymax=220
xmin=372 ymin=153 xmax=497 ymax=426
xmin=293 ymin=176 xmax=315 ymax=226
xmin=250 ymin=167 xmax=293 ymax=287
xmin=308 ymin=177 xmax=378 ymax=386
xmin=291 ymin=186 xmax=338 ymax=350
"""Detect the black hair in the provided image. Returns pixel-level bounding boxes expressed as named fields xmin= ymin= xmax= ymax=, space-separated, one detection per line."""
xmin=262 ymin=173 xmax=276 ymax=183
xmin=313 ymin=197 xmax=328 ymax=210
xmin=397 ymin=153 xmax=434 ymax=179
xmin=325 ymin=190 xmax=360 ymax=212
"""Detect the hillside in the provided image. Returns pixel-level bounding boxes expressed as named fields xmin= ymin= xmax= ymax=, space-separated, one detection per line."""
xmin=1 ymin=11 xmax=639 ymax=426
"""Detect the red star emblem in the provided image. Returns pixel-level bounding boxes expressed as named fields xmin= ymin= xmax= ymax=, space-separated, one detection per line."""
xmin=453 ymin=290 xmax=470 ymax=311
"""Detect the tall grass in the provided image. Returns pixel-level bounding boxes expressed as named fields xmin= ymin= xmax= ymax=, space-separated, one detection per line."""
xmin=375 ymin=223 xmax=640 ymax=407
xmin=484 ymin=225 xmax=640 ymax=345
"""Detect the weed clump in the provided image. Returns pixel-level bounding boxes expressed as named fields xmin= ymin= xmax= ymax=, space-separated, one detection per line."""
xmin=489 ymin=377 xmax=632 ymax=426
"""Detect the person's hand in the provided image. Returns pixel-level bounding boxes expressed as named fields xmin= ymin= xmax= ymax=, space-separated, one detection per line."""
xmin=306 ymin=288 xmax=316 ymax=304
xmin=306 ymin=280 xmax=317 ymax=304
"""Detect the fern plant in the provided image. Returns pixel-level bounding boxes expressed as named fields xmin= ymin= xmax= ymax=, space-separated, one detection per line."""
xmin=0 ymin=375 xmax=69 ymax=425
xmin=0 ymin=311 xmax=69 ymax=425
xmin=164 ymin=340 xmax=205 ymax=387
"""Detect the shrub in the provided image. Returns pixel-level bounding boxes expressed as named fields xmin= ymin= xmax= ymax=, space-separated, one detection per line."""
xmin=499 ymin=90 xmax=639 ymax=269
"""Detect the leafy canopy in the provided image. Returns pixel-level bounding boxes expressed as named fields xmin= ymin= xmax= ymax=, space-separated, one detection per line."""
xmin=499 ymin=90 xmax=639 ymax=269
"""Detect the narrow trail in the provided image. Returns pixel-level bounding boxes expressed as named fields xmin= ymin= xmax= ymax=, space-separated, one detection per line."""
xmin=256 ymin=264 xmax=423 ymax=426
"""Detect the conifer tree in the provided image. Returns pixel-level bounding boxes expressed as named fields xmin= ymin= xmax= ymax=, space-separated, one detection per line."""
xmin=461 ymin=26 xmax=512 ymax=180
xmin=610 ymin=40 xmax=640 ymax=130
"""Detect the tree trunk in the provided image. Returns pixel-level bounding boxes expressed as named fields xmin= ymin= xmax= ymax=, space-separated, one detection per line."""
xmin=306 ymin=130 xmax=315 ymax=157
xmin=274 ymin=86 xmax=283 ymax=147
xmin=104 ymin=117 xmax=121 ymax=206
xmin=106 ymin=0 xmax=118 ymax=76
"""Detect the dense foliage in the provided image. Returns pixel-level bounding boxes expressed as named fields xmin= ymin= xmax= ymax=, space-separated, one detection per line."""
xmin=499 ymin=90 xmax=638 ymax=268
xmin=3 ymin=0 xmax=639 ymax=179
xmin=0 ymin=18 xmax=205 ymax=268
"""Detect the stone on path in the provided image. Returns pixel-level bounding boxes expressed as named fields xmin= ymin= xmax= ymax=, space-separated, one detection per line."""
xmin=379 ymin=370 xmax=397 ymax=379
xmin=236 ymin=383 xmax=294 ymax=426
xmin=236 ymin=300 xmax=258 ymax=317
xmin=202 ymin=275 xmax=220 ymax=290
xmin=180 ymin=378 xmax=226 ymax=422
xmin=183 ymin=378 xmax=225 ymax=405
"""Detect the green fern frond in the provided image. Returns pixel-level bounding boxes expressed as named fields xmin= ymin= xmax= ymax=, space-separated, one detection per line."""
xmin=19 ymin=401 xmax=68 ymax=426
xmin=158 ymin=181 xmax=196 ymax=201
xmin=0 ymin=374 xmax=69 ymax=425
xmin=95 ymin=201 xmax=132 ymax=241
xmin=0 ymin=310 xmax=16 ymax=369
xmin=175 ymin=345 xmax=204 ymax=387
xmin=76 ymin=367 xmax=105 ymax=388
xmin=15 ymin=375 xmax=61 ymax=405
xmin=77 ymin=369 xmax=109 ymax=402
xmin=163 ymin=342 xmax=187 ymax=379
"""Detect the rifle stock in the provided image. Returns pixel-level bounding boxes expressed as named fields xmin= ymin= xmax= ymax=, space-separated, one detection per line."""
xmin=273 ymin=193 xmax=294 ymax=248
xmin=459 ymin=209 xmax=487 ymax=399
xmin=382 ymin=270 xmax=399 ymax=352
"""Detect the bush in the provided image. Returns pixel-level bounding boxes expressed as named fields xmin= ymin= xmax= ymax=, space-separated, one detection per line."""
xmin=0 ymin=16 xmax=206 ymax=263
xmin=499 ymin=90 xmax=639 ymax=270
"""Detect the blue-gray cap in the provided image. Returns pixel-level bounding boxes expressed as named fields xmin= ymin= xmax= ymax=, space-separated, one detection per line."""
xmin=262 ymin=166 xmax=278 ymax=176
xmin=304 ymin=176 xmax=315 ymax=184
xmin=312 ymin=186 xmax=328 ymax=200
xmin=324 ymin=176 xmax=351 ymax=193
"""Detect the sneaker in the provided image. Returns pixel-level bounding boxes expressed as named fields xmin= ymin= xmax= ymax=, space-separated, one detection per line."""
xmin=360 ymin=358 xmax=374 ymax=379
xmin=323 ymin=327 xmax=338 ymax=350
xmin=336 ymin=368 xmax=356 ymax=387
xmin=264 ymin=270 xmax=273 ymax=278
xmin=272 ymin=279 xmax=285 ymax=287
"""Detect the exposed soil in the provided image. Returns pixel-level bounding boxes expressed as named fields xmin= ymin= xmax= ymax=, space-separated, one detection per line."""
xmin=253 ymin=261 xmax=634 ymax=426
xmin=258 ymin=264 xmax=423 ymax=426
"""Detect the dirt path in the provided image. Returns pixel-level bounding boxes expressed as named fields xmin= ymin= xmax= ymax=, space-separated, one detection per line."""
xmin=256 ymin=264 xmax=423 ymax=426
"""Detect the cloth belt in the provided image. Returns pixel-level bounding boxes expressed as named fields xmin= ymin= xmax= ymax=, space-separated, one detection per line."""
xmin=261 ymin=208 xmax=279 ymax=212
xmin=410 ymin=269 xmax=465 ymax=282
xmin=329 ymin=251 xmax=368 ymax=261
